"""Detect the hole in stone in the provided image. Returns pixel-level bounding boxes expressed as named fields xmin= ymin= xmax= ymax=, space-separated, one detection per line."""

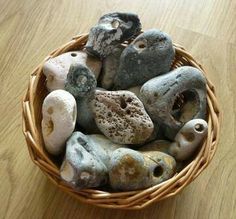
xmin=120 ymin=97 xmax=127 ymax=109
xmin=153 ymin=165 xmax=163 ymax=177
xmin=126 ymin=109 xmax=131 ymax=114
xmin=47 ymin=107 xmax=53 ymax=114
xmin=111 ymin=20 xmax=120 ymax=29
xmin=135 ymin=40 xmax=147 ymax=49
xmin=195 ymin=123 xmax=205 ymax=132
xmin=183 ymin=132 xmax=195 ymax=142
xmin=171 ymin=90 xmax=199 ymax=123
xmin=107 ymin=112 xmax=112 ymax=117
xmin=127 ymin=97 xmax=132 ymax=103
xmin=46 ymin=119 xmax=54 ymax=135
xmin=71 ymin=53 xmax=77 ymax=57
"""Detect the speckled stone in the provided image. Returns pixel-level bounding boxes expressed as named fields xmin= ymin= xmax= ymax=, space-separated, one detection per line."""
xmin=43 ymin=51 xmax=101 ymax=92
xmin=85 ymin=12 xmax=141 ymax=58
xmin=65 ymin=63 xmax=97 ymax=98
xmin=42 ymin=90 xmax=77 ymax=155
xmin=169 ymin=119 xmax=208 ymax=161
xmin=90 ymin=90 xmax=154 ymax=144
xmin=140 ymin=66 xmax=207 ymax=140
xmin=109 ymin=148 xmax=176 ymax=191
xmin=113 ymin=29 xmax=175 ymax=89
xmin=101 ymin=45 xmax=125 ymax=89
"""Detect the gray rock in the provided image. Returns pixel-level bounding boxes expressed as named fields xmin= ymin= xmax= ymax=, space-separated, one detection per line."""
xmin=109 ymin=148 xmax=176 ymax=191
xmin=140 ymin=66 xmax=207 ymax=140
xmin=169 ymin=119 xmax=208 ymax=161
xmin=60 ymin=132 xmax=125 ymax=189
xmin=90 ymin=90 xmax=154 ymax=144
xmin=101 ymin=45 xmax=125 ymax=89
xmin=65 ymin=63 xmax=97 ymax=98
xmin=85 ymin=12 xmax=141 ymax=58
xmin=113 ymin=29 xmax=175 ymax=89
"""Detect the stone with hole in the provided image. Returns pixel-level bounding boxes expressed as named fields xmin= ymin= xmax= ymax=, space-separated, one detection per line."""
xmin=109 ymin=148 xmax=176 ymax=191
xmin=169 ymin=119 xmax=208 ymax=161
xmin=60 ymin=132 xmax=126 ymax=189
xmin=140 ymin=66 xmax=207 ymax=140
xmin=42 ymin=90 xmax=77 ymax=155
xmin=113 ymin=29 xmax=175 ymax=89
xmin=43 ymin=51 xmax=101 ymax=91
xmin=85 ymin=12 xmax=141 ymax=58
xmin=90 ymin=90 xmax=154 ymax=144
xmin=65 ymin=63 xmax=97 ymax=98
xmin=101 ymin=45 xmax=125 ymax=89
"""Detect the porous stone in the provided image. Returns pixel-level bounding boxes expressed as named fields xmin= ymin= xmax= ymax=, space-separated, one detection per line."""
xmin=85 ymin=12 xmax=141 ymax=58
xmin=140 ymin=66 xmax=207 ymax=139
xmin=101 ymin=45 xmax=125 ymax=89
xmin=65 ymin=63 xmax=97 ymax=98
xmin=109 ymin=148 xmax=176 ymax=191
xmin=90 ymin=90 xmax=154 ymax=144
xmin=43 ymin=51 xmax=101 ymax=91
xmin=169 ymin=119 xmax=208 ymax=161
xmin=113 ymin=29 xmax=175 ymax=89
xmin=42 ymin=90 xmax=77 ymax=155
xmin=60 ymin=132 xmax=125 ymax=189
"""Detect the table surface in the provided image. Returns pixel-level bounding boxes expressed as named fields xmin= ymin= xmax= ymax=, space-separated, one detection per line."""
xmin=0 ymin=0 xmax=235 ymax=218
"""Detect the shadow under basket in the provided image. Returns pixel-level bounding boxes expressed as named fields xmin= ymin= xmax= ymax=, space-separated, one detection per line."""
xmin=22 ymin=34 xmax=221 ymax=210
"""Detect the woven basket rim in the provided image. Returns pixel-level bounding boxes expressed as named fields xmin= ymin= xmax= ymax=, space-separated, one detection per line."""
xmin=22 ymin=33 xmax=221 ymax=210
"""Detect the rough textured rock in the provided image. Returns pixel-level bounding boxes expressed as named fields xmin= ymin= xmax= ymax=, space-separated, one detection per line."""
xmin=65 ymin=63 xmax=97 ymax=98
xmin=109 ymin=148 xmax=176 ymax=191
xmin=85 ymin=12 xmax=141 ymax=58
xmin=42 ymin=90 xmax=77 ymax=155
xmin=60 ymin=132 xmax=126 ymax=189
xmin=43 ymin=51 xmax=101 ymax=91
xmin=140 ymin=66 xmax=207 ymax=140
xmin=101 ymin=45 xmax=125 ymax=89
xmin=169 ymin=119 xmax=208 ymax=161
xmin=90 ymin=90 xmax=154 ymax=144
xmin=113 ymin=29 xmax=175 ymax=89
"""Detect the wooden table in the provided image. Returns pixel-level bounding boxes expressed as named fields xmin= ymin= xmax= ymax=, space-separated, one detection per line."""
xmin=1 ymin=0 xmax=235 ymax=218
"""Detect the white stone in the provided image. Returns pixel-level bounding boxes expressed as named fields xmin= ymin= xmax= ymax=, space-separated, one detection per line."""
xmin=42 ymin=90 xmax=77 ymax=155
xmin=43 ymin=51 xmax=101 ymax=91
xmin=169 ymin=119 xmax=208 ymax=160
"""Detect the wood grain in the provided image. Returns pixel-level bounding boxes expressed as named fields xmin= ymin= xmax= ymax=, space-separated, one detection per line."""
xmin=0 ymin=0 xmax=235 ymax=218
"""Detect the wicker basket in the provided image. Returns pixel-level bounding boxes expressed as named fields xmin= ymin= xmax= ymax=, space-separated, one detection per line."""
xmin=22 ymin=33 xmax=221 ymax=210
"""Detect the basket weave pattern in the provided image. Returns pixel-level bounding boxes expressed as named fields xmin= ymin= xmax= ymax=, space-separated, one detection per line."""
xmin=22 ymin=34 xmax=220 ymax=209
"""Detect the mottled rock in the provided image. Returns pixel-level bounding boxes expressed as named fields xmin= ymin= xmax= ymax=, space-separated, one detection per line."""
xmin=109 ymin=148 xmax=176 ymax=191
xmin=86 ymin=12 xmax=141 ymax=58
xmin=113 ymin=29 xmax=175 ymax=89
xmin=65 ymin=63 xmax=97 ymax=98
xmin=90 ymin=90 xmax=154 ymax=144
xmin=140 ymin=66 xmax=207 ymax=139
xmin=169 ymin=119 xmax=208 ymax=161
xmin=60 ymin=132 xmax=126 ymax=189
xmin=101 ymin=45 xmax=125 ymax=89
xmin=42 ymin=90 xmax=77 ymax=155
xmin=43 ymin=51 xmax=101 ymax=91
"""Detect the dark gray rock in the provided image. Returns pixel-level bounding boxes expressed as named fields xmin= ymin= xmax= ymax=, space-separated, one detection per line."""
xmin=140 ymin=66 xmax=207 ymax=140
xmin=65 ymin=63 xmax=97 ymax=98
xmin=85 ymin=12 xmax=141 ymax=58
xmin=113 ymin=29 xmax=175 ymax=89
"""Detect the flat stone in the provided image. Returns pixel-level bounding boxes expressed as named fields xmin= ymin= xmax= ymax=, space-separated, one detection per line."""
xmin=65 ymin=63 xmax=97 ymax=98
xmin=140 ymin=66 xmax=207 ymax=139
xmin=90 ymin=90 xmax=154 ymax=144
xmin=109 ymin=148 xmax=176 ymax=191
xmin=43 ymin=51 xmax=101 ymax=91
xmin=42 ymin=90 xmax=77 ymax=155
xmin=113 ymin=29 xmax=175 ymax=89
xmin=86 ymin=12 xmax=141 ymax=58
